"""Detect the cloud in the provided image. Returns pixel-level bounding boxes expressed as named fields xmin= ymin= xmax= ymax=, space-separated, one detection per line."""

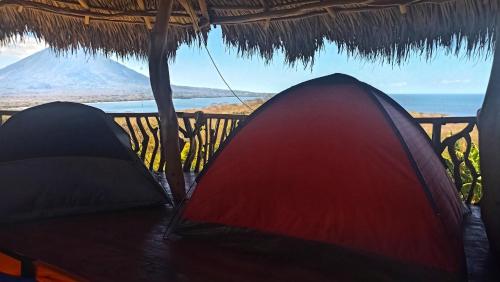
xmin=0 ymin=37 xmax=46 ymax=59
xmin=440 ymin=79 xmax=471 ymax=84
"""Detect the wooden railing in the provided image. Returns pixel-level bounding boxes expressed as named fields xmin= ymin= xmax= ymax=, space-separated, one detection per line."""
xmin=416 ymin=116 xmax=480 ymax=204
xmin=108 ymin=112 xmax=246 ymax=173
xmin=0 ymin=111 xmax=480 ymax=204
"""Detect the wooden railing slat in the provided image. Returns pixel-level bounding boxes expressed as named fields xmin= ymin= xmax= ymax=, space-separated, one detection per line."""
xmin=0 ymin=110 xmax=480 ymax=204
xmin=145 ymin=117 xmax=160 ymax=171
xmin=135 ymin=116 xmax=150 ymax=162
xmin=125 ymin=117 xmax=140 ymax=153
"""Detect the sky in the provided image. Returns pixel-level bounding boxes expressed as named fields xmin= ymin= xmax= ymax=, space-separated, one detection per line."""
xmin=0 ymin=27 xmax=494 ymax=94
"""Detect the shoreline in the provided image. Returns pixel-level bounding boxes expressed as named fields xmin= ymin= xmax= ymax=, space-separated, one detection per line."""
xmin=0 ymin=97 xmax=477 ymax=118
xmin=183 ymin=99 xmax=452 ymax=118
xmin=0 ymin=95 xmax=265 ymax=111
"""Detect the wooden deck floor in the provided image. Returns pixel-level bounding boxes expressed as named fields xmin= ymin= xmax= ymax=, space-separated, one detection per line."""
xmin=463 ymin=207 xmax=499 ymax=282
xmin=0 ymin=176 xmax=498 ymax=281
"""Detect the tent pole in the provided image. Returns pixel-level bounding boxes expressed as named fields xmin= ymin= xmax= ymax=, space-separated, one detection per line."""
xmin=479 ymin=26 xmax=500 ymax=255
xmin=149 ymin=0 xmax=186 ymax=204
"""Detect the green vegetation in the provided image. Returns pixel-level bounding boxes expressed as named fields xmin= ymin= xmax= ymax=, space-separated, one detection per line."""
xmin=443 ymin=144 xmax=482 ymax=204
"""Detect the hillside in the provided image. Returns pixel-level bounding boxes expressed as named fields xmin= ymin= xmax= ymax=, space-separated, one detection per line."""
xmin=0 ymin=48 xmax=268 ymax=108
xmin=0 ymin=48 xmax=148 ymax=96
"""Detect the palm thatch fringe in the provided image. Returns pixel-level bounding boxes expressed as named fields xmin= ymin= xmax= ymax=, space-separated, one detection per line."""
xmin=0 ymin=0 xmax=498 ymax=64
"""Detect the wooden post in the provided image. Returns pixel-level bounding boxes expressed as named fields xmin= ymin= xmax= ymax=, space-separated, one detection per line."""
xmin=479 ymin=27 xmax=500 ymax=255
xmin=149 ymin=0 xmax=186 ymax=204
xmin=431 ymin=122 xmax=442 ymax=152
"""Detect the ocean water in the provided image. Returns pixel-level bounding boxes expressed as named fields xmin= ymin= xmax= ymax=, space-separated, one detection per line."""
xmin=390 ymin=94 xmax=484 ymax=116
xmin=88 ymin=94 xmax=485 ymax=117
xmin=87 ymin=96 xmax=259 ymax=113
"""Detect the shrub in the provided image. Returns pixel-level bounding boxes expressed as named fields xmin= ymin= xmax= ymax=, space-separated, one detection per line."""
xmin=443 ymin=143 xmax=481 ymax=204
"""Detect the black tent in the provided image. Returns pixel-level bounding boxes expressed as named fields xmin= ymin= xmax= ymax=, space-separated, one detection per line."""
xmin=0 ymin=102 xmax=168 ymax=223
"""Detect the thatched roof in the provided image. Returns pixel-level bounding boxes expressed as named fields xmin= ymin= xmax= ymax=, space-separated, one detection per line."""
xmin=0 ymin=0 xmax=498 ymax=64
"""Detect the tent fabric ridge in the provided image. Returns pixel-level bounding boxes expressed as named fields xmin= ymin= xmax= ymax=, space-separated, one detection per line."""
xmin=368 ymin=85 xmax=463 ymax=211
xmin=369 ymin=86 xmax=462 ymax=239
xmin=0 ymin=102 xmax=169 ymax=223
xmin=367 ymin=87 xmax=448 ymax=163
xmin=124 ymin=157 xmax=171 ymax=199
xmin=195 ymin=73 xmax=361 ymax=182
xmin=179 ymin=74 xmax=465 ymax=277
xmin=369 ymin=84 xmax=463 ymax=213
xmin=363 ymin=85 xmax=439 ymax=213
xmin=163 ymin=181 xmax=199 ymax=238
xmin=365 ymin=87 xmax=466 ymax=250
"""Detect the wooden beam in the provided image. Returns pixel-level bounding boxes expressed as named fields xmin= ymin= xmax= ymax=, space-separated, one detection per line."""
xmin=77 ymin=0 xmax=90 ymax=25
xmin=260 ymin=0 xmax=270 ymax=30
xmin=198 ymin=0 xmax=210 ymax=22
xmin=16 ymin=5 xmax=23 ymax=12
xmin=0 ymin=0 xmax=400 ymax=24
xmin=144 ymin=18 xmax=152 ymax=30
xmin=479 ymin=25 xmax=500 ymax=256
xmin=77 ymin=0 xmax=89 ymax=10
xmin=325 ymin=7 xmax=336 ymax=17
xmin=137 ymin=0 xmax=152 ymax=30
xmin=208 ymin=0 xmax=374 ymax=24
xmin=177 ymin=0 xmax=195 ymax=18
xmin=2 ymin=0 xmax=454 ymax=26
xmin=0 ymin=0 xmax=190 ymax=23
xmin=149 ymin=0 xmax=186 ymax=205
xmin=399 ymin=4 xmax=408 ymax=14
xmin=178 ymin=0 xmax=204 ymax=32
xmin=136 ymin=0 xmax=146 ymax=11
xmin=321 ymin=8 xmax=335 ymax=32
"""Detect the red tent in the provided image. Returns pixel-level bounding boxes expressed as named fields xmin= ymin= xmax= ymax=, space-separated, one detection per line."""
xmin=177 ymin=74 xmax=465 ymax=279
